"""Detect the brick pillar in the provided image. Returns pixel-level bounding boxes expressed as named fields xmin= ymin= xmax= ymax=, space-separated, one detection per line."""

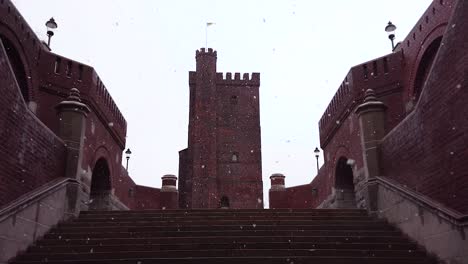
xmin=355 ymin=89 xmax=387 ymax=213
xmin=55 ymin=88 xmax=90 ymax=214
xmin=161 ymin=174 xmax=179 ymax=209
xmin=55 ymin=88 xmax=90 ymax=179
xmin=269 ymin=173 xmax=288 ymax=209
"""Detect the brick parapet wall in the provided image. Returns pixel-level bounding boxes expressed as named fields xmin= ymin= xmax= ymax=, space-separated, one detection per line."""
xmin=0 ymin=0 xmax=127 ymax=150
xmin=380 ymin=0 xmax=468 ymax=214
xmin=0 ymin=38 xmax=66 ymax=207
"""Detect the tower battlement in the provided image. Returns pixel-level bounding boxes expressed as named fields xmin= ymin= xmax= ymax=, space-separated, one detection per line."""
xmin=196 ymin=47 xmax=217 ymax=57
xmin=189 ymin=71 xmax=260 ymax=86
xmin=216 ymin=72 xmax=260 ymax=86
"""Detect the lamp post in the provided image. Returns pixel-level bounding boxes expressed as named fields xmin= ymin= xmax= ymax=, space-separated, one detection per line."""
xmin=314 ymin=147 xmax=320 ymax=173
xmin=125 ymin=148 xmax=132 ymax=171
xmin=385 ymin=21 xmax=397 ymax=51
xmin=45 ymin=17 xmax=58 ymax=48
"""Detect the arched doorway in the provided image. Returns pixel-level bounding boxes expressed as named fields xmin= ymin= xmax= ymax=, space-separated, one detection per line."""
xmin=89 ymin=158 xmax=112 ymax=210
xmin=333 ymin=157 xmax=356 ymax=208
xmin=413 ymin=36 xmax=443 ymax=102
xmin=0 ymin=35 xmax=29 ymax=102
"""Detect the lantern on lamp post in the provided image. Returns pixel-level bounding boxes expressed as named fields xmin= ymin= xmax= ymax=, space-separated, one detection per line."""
xmin=45 ymin=17 xmax=58 ymax=48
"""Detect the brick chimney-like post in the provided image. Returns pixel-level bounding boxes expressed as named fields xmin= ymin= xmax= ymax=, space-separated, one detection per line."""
xmin=269 ymin=173 xmax=288 ymax=209
xmin=161 ymin=174 xmax=179 ymax=209
xmin=55 ymin=88 xmax=90 ymax=180
xmin=355 ymin=89 xmax=387 ymax=213
xmin=55 ymin=88 xmax=90 ymax=214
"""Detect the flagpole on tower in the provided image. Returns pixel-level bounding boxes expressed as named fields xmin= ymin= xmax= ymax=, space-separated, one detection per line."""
xmin=206 ymin=22 xmax=215 ymax=48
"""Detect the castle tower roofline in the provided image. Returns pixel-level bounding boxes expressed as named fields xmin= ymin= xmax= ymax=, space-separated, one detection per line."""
xmin=196 ymin=47 xmax=217 ymax=58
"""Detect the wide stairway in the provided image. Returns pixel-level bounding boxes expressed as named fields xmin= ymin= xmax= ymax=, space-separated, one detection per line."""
xmin=10 ymin=209 xmax=438 ymax=264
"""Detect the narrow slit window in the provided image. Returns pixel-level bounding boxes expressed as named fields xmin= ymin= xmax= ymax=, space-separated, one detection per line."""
xmin=37 ymin=49 xmax=41 ymax=65
xmin=66 ymin=61 xmax=72 ymax=77
xmin=373 ymin=61 xmax=378 ymax=77
xmin=78 ymin=65 xmax=83 ymax=80
xmin=383 ymin=58 xmax=389 ymax=74
xmin=54 ymin=57 xmax=61 ymax=74
xmin=363 ymin=65 xmax=368 ymax=80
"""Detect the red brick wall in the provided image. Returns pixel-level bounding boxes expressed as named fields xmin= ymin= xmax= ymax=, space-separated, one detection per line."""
xmin=134 ymin=185 xmax=161 ymax=210
xmin=381 ymin=0 xmax=468 ymax=214
xmin=0 ymin=39 xmax=66 ymax=207
xmin=396 ymin=0 xmax=454 ymax=107
xmin=113 ymin=166 xmax=137 ymax=209
xmin=178 ymin=148 xmax=192 ymax=208
xmin=215 ymin=73 xmax=263 ymax=209
xmin=286 ymin=184 xmax=314 ymax=208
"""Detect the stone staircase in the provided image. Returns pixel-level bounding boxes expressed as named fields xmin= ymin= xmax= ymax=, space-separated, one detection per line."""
xmin=10 ymin=209 xmax=438 ymax=264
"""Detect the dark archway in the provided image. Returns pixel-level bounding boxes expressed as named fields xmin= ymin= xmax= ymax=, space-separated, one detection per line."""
xmin=89 ymin=158 xmax=112 ymax=210
xmin=0 ymin=35 xmax=29 ymax=102
xmin=220 ymin=196 xmax=230 ymax=209
xmin=413 ymin=36 xmax=443 ymax=102
xmin=333 ymin=157 xmax=356 ymax=208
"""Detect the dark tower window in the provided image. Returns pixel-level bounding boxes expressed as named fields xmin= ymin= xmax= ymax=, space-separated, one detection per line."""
xmin=231 ymin=152 xmax=239 ymax=162
xmin=230 ymin=95 xmax=238 ymax=105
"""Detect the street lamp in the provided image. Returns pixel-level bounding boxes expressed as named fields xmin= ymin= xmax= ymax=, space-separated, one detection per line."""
xmin=314 ymin=147 xmax=320 ymax=173
xmin=45 ymin=17 xmax=58 ymax=48
xmin=125 ymin=148 xmax=132 ymax=171
xmin=385 ymin=21 xmax=397 ymax=51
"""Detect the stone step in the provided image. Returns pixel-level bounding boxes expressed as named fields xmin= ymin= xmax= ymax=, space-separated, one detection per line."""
xmin=28 ymin=242 xmax=418 ymax=253
xmin=10 ymin=256 xmax=437 ymax=264
xmin=73 ymin=216 xmax=373 ymax=222
xmin=52 ymin=224 xmax=395 ymax=233
xmin=15 ymin=248 xmax=429 ymax=262
xmin=10 ymin=209 xmax=436 ymax=264
xmin=79 ymin=209 xmax=366 ymax=214
xmin=77 ymin=212 xmax=367 ymax=218
xmin=36 ymin=235 xmax=411 ymax=246
xmin=43 ymin=230 xmax=401 ymax=239
xmin=61 ymin=219 xmax=384 ymax=227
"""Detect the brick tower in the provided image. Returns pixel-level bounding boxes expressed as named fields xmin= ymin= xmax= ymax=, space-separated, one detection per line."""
xmin=178 ymin=48 xmax=263 ymax=209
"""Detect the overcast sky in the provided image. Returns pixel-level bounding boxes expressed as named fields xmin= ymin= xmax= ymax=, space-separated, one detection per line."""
xmin=13 ymin=0 xmax=432 ymax=205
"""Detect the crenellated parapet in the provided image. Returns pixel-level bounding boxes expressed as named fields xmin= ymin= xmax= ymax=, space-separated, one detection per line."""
xmin=0 ymin=0 xmax=127 ymax=148
xmin=318 ymin=51 xmax=403 ymax=147
xmin=189 ymin=71 xmax=260 ymax=86
xmin=196 ymin=47 xmax=217 ymax=57
xmin=37 ymin=52 xmax=127 ymax=148
xmin=216 ymin=72 xmax=260 ymax=86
